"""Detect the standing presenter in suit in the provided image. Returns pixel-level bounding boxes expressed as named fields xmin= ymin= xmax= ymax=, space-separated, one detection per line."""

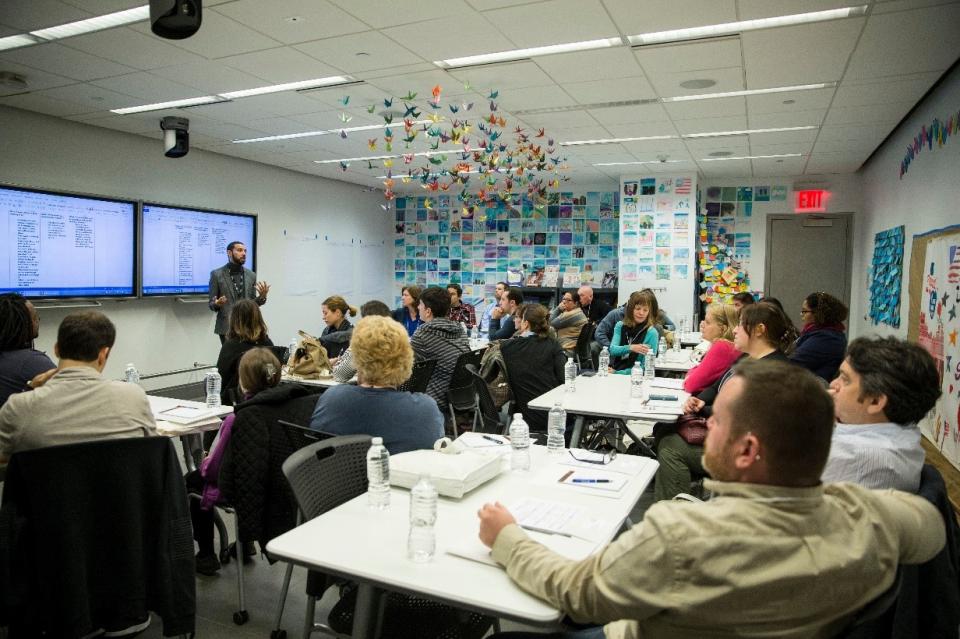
xmin=209 ymin=241 xmax=269 ymax=344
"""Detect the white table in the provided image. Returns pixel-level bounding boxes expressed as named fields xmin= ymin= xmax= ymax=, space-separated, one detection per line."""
xmin=148 ymin=395 xmax=232 ymax=470
xmin=654 ymin=349 xmax=697 ymax=374
xmin=528 ymin=375 xmax=689 ymax=445
xmin=266 ymin=446 xmax=658 ymax=637
xmin=281 ymin=373 xmax=342 ymax=388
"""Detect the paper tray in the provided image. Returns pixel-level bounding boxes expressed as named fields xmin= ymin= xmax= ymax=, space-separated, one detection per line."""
xmin=389 ymin=449 xmax=502 ymax=499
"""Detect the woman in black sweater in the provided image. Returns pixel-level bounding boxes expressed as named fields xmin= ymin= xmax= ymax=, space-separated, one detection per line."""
xmin=216 ymin=299 xmax=273 ymax=405
xmin=501 ymin=304 xmax=566 ymax=432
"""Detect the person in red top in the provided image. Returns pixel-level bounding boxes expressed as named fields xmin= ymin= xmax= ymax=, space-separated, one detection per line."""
xmin=683 ymin=304 xmax=741 ymax=394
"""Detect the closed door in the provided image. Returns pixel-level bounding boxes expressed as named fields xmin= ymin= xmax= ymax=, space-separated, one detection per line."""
xmin=765 ymin=214 xmax=852 ymax=330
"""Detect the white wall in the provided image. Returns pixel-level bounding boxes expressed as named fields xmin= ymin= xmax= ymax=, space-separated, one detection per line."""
xmin=699 ymin=174 xmax=862 ymax=296
xmin=851 ymin=65 xmax=960 ymax=339
xmin=0 ymin=106 xmax=393 ymax=389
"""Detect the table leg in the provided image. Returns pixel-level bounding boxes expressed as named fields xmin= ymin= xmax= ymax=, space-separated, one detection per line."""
xmin=569 ymin=415 xmax=585 ymax=448
xmin=353 ymin=583 xmax=378 ymax=639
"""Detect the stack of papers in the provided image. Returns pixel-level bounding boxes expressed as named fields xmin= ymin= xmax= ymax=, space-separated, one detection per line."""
xmin=447 ymin=529 xmax=598 ymax=567
xmin=651 ymin=377 xmax=685 ymax=390
xmin=157 ymin=405 xmax=223 ymax=425
xmin=509 ymin=497 xmax=610 ymax=542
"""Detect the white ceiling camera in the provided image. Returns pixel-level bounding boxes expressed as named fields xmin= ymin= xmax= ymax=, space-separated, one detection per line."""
xmin=150 ymin=0 xmax=202 ymax=40
xmin=161 ymin=116 xmax=190 ymax=158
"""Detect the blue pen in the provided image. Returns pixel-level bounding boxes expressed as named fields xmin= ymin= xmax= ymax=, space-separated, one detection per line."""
xmin=482 ymin=435 xmax=504 ymax=445
xmin=571 ymin=478 xmax=611 ymax=484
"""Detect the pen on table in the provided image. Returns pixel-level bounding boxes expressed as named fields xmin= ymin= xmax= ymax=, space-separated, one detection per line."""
xmin=482 ymin=435 xmax=504 ymax=444
xmin=571 ymin=478 xmax=612 ymax=484
xmin=558 ymin=470 xmax=574 ymax=483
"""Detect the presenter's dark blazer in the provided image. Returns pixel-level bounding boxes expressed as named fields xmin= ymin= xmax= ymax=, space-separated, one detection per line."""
xmin=208 ymin=264 xmax=264 ymax=336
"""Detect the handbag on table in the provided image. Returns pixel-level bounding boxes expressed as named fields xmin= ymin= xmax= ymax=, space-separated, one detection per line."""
xmin=288 ymin=330 xmax=332 ymax=379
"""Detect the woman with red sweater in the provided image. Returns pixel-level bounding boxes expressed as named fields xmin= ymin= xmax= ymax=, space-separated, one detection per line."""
xmin=683 ymin=303 xmax=740 ymax=394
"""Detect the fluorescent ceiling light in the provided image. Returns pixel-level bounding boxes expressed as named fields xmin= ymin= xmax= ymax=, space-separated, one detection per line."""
xmin=221 ymin=76 xmax=354 ymax=99
xmin=700 ymin=153 xmax=802 ymax=161
xmin=30 ymin=5 xmax=149 ymax=40
xmin=314 ymin=148 xmax=466 ymax=164
xmin=663 ymin=83 xmax=835 ymax=102
xmin=233 ymin=119 xmax=433 ymax=144
xmin=110 ymin=95 xmax=225 ymax=115
xmin=435 ymin=37 xmax=622 ymax=69
xmin=593 ymin=160 xmax=685 ymax=166
xmin=561 ymin=135 xmax=677 ymax=147
xmin=627 ymin=6 xmax=868 ymax=45
xmin=683 ymin=126 xmax=818 ymax=138
xmin=0 ymin=34 xmax=45 ymax=50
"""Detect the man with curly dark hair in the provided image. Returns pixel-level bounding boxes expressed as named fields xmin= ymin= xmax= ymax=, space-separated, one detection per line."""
xmin=822 ymin=335 xmax=941 ymax=492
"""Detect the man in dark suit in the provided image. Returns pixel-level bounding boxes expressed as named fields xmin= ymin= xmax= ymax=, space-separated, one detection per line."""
xmin=208 ymin=241 xmax=269 ymax=343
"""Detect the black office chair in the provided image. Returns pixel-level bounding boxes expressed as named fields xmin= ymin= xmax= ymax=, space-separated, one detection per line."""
xmin=574 ymin=322 xmax=596 ymax=372
xmin=398 ymin=359 xmax=437 ymax=393
xmin=841 ymin=570 xmax=902 ymax=639
xmin=465 ymin=363 xmax=508 ymax=435
xmin=447 ymin=349 xmax=485 ymax=434
xmin=0 ymin=437 xmax=195 ymax=637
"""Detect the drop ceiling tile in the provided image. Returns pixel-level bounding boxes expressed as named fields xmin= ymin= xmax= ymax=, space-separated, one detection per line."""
xmin=620 ymin=138 xmax=689 ymax=155
xmin=219 ymin=47 xmax=346 ymax=84
xmin=634 ymin=38 xmax=742 ymax=76
xmin=484 ymin=0 xmax=618 ymax=48
xmin=823 ymin=101 xmax=915 ymax=125
xmin=0 ymin=42 xmax=136 ymax=81
xmin=747 ymin=128 xmax=820 ymax=145
xmin=553 ymin=125 xmax=616 ymax=142
xmin=803 ymin=160 xmax=862 ymax=174
xmin=90 ymin=72 xmax=203 ymax=102
xmin=0 ymin=1 xmax=89 ymax=31
xmin=751 ymin=156 xmax=808 ymax=177
xmin=871 ymin=0 xmax=960 ymax=13
xmin=299 ymin=82 xmax=395 ymax=109
xmin=363 ymin=70 xmax=471 ymax=99
xmin=696 ymin=158 xmax=753 ymax=177
xmin=62 ymin=27 xmax=205 ymax=71
xmin=64 ymin=112 xmax=157 ymax=134
xmin=296 ymin=31 xmax=424 ymax=73
xmin=601 ymin=121 xmax=680 ymax=138
xmin=746 ymin=88 xmax=835 ymax=115
xmin=382 ymin=14 xmax=514 ymax=61
xmin=602 ymin=0 xmax=736 ymax=35
xmin=60 ymin=0 xmax=146 ymax=12
xmin=646 ymin=67 xmax=744 ymax=99
xmin=561 ymin=76 xmax=657 ymax=104
xmin=187 ymin=99 xmax=288 ymax=124
xmin=674 ymin=115 xmax=748 ymax=135
xmin=329 ymin=0 xmax=474 ymax=29
xmin=741 ymin=18 xmax=866 ymax=86
xmin=748 ymin=109 xmax=825 ymax=128
xmin=496 ymin=85 xmax=577 ymax=112
xmin=150 ymin=61 xmax=268 ymax=95
xmin=587 ymin=102 xmax=670 ymax=126
xmin=0 ymin=60 xmax=75 ymax=92
xmin=818 ymin=122 xmax=894 ymax=144
xmin=811 ymin=136 xmax=879 ymax=154
xmin=517 ymin=109 xmax=598 ymax=129
xmin=0 ymin=91 xmax=92 ymax=117
xmin=214 ymin=0 xmax=369 ymax=44
xmin=447 ymin=61 xmax=556 ymax=91
xmin=535 ymin=47 xmax=644 ymax=84
xmin=129 ymin=11 xmax=281 ymax=59
xmin=237 ymin=92 xmax=337 ymax=117
xmin=664 ymin=97 xmax=746 ymax=120
xmin=845 ymin=4 xmax=960 ymax=78
xmin=39 ymin=81 xmax=144 ymax=111
xmin=749 ymin=141 xmax=816 ymax=157
xmin=683 ymin=136 xmax=750 ymax=155
xmin=833 ymin=72 xmax=942 ymax=106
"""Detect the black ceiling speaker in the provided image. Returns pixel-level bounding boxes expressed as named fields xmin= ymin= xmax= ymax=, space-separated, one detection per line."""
xmin=150 ymin=0 xmax=202 ymax=40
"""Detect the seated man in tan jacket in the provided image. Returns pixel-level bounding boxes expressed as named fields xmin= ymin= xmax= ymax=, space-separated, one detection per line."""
xmin=479 ymin=359 xmax=945 ymax=639
xmin=0 ymin=310 xmax=156 ymax=463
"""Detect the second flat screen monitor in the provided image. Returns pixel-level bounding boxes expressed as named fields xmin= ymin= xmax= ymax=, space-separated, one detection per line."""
xmin=141 ymin=203 xmax=256 ymax=296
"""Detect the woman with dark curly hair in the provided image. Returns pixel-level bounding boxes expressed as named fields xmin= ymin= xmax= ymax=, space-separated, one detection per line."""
xmin=790 ymin=291 xmax=848 ymax=381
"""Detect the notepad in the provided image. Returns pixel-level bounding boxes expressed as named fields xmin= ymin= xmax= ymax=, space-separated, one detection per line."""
xmin=157 ymin=405 xmax=222 ymax=424
xmin=650 ymin=377 xmax=685 ymax=390
xmin=508 ymin=497 xmax=610 ymax=542
xmin=447 ymin=530 xmax=598 ymax=567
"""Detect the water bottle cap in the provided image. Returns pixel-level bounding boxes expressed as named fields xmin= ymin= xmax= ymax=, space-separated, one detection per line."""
xmin=371 ymin=437 xmax=383 ymax=445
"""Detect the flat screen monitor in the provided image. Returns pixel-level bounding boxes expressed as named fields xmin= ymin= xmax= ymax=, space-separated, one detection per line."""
xmin=0 ymin=184 xmax=136 ymax=298
xmin=141 ymin=203 xmax=256 ymax=296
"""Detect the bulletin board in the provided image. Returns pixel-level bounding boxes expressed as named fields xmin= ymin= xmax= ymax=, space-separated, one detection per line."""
xmin=908 ymin=224 xmax=960 ymax=471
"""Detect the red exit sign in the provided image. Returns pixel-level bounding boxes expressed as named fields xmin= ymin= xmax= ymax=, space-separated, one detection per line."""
xmin=795 ymin=189 xmax=829 ymax=212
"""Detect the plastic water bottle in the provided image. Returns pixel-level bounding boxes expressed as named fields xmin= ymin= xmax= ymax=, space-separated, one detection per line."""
xmin=598 ymin=346 xmax=609 ymax=376
xmin=407 ymin=475 xmax=438 ymax=562
xmin=630 ymin=361 xmax=645 ymax=399
xmin=205 ymin=369 xmax=221 ymax=408
xmin=673 ymin=331 xmax=682 ymax=353
xmin=547 ymin=402 xmax=566 ymax=454
xmin=460 ymin=321 xmax=468 ymax=337
xmin=644 ymin=351 xmax=656 ymax=383
xmin=658 ymin=337 xmax=667 ymax=361
xmin=366 ymin=437 xmax=391 ymax=510
xmin=124 ymin=363 xmax=140 ymax=384
xmin=509 ymin=413 xmax=531 ymax=471
xmin=564 ymin=357 xmax=577 ymax=392
xmin=287 ymin=337 xmax=298 ymax=365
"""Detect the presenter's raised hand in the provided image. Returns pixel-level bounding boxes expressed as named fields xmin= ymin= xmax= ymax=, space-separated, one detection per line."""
xmin=256 ymin=281 xmax=271 ymax=299
xmin=478 ymin=501 xmax=516 ymax=548
xmin=213 ymin=295 xmax=228 ymax=308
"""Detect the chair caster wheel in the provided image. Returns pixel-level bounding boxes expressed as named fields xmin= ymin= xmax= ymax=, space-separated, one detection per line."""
xmin=270 ymin=630 xmax=287 ymax=639
xmin=219 ymin=548 xmax=231 ymax=564
xmin=233 ymin=610 xmax=249 ymax=625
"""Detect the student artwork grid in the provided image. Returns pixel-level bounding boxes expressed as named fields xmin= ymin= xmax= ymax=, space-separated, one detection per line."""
xmin=619 ymin=177 xmax=693 ymax=284
xmin=869 ymin=225 xmax=905 ymax=328
xmin=393 ymin=191 xmax=620 ymax=304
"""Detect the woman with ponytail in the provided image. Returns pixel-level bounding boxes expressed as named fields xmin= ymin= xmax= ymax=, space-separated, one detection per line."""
xmin=320 ymin=295 xmax=358 ymax=359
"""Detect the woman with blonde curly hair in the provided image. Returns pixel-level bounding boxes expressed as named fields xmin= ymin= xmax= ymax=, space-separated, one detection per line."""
xmin=309 ymin=316 xmax=443 ymax=454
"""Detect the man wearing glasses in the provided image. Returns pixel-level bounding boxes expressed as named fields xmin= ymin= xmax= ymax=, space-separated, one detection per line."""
xmin=478 ymin=360 xmax=944 ymax=639
xmin=550 ymin=293 xmax=588 ymax=354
